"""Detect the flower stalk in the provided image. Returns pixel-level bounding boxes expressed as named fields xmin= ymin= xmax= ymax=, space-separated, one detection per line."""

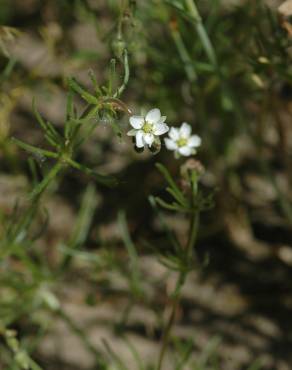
xmin=156 ymin=210 xmax=200 ymax=370
xmin=156 ymin=165 xmax=202 ymax=370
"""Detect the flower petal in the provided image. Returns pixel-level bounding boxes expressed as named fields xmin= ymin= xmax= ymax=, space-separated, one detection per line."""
xmin=145 ymin=108 xmax=161 ymax=124
xmin=153 ymin=123 xmax=169 ymax=136
xmin=143 ymin=133 xmax=155 ymax=147
xmin=130 ymin=115 xmax=144 ymax=129
xmin=158 ymin=115 xmax=167 ymax=124
xmin=127 ymin=129 xmax=137 ymax=136
xmin=164 ymin=138 xmax=177 ymax=151
xmin=135 ymin=130 xmax=144 ymax=148
xmin=178 ymin=146 xmax=192 ymax=156
xmin=180 ymin=122 xmax=192 ymax=138
xmin=188 ymin=135 xmax=201 ymax=147
xmin=168 ymin=127 xmax=180 ymax=141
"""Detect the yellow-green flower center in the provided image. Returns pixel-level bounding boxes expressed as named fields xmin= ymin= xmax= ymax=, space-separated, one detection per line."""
xmin=142 ymin=122 xmax=153 ymax=133
xmin=176 ymin=138 xmax=188 ymax=147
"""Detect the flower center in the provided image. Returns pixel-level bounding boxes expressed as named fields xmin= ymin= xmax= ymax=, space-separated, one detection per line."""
xmin=176 ymin=138 xmax=188 ymax=147
xmin=142 ymin=122 xmax=153 ymax=134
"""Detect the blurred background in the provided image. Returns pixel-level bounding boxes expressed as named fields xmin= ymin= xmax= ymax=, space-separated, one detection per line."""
xmin=0 ymin=0 xmax=292 ymax=369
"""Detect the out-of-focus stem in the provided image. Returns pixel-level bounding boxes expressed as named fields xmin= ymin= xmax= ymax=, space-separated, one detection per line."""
xmin=185 ymin=0 xmax=217 ymax=68
xmin=114 ymin=49 xmax=130 ymax=98
xmin=170 ymin=21 xmax=197 ymax=82
xmin=29 ymin=161 xmax=63 ymax=201
xmin=57 ymin=308 xmax=106 ymax=368
xmin=186 ymin=211 xmax=199 ymax=260
xmin=156 ymin=291 xmax=180 ymax=370
xmin=157 ymin=204 xmax=200 ymax=370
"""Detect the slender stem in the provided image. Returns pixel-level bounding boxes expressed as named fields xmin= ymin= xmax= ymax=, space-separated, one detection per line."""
xmin=157 ymin=207 xmax=200 ymax=370
xmin=66 ymin=158 xmax=118 ymax=187
xmin=57 ymin=308 xmax=106 ymax=368
xmin=185 ymin=0 xmax=201 ymax=21
xmin=186 ymin=211 xmax=199 ymax=261
xmin=114 ymin=49 xmax=130 ymax=98
xmin=170 ymin=23 xmax=197 ymax=82
xmin=156 ymin=291 xmax=180 ymax=370
xmin=185 ymin=0 xmax=243 ymax=117
xmin=185 ymin=0 xmax=217 ymax=68
xmin=29 ymin=161 xmax=63 ymax=201
xmin=117 ymin=0 xmax=127 ymax=40
xmin=11 ymin=137 xmax=59 ymax=159
xmin=195 ymin=22 xmax=217 ymax=67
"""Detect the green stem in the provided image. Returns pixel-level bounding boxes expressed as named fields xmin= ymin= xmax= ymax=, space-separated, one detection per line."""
xmin=171 ymin=25 xmax=197 ymax=82
xmin=185 ymin=0 xmax=201 ymax=21
xmin=156 ymin=290 xmax=180 ymax=370
xmin=186 ymin=211 xmax=199 ymax=261
xmin=29 ymin=161 xmax=63 ymax=201
xmin=66 ymin=158 xmax=118 ymax=187
xmin=185 ymin=0 xmax=217 ymax=68
xmin=117 ymin=0 xmax=127 ymax=40
xmin=79 ymin=104 xmax=97 ymax=120
xmin=185 ymin=0 xmax=241 ymax=115
xmin=57 ymin=308 xmax=106 ymax=368
xmin=114 ymin=49 xmax=130 ymax=98
xmin=11 ymin=137 xmax=58 ymax=159
xmin=195 ymin=22 xmax=217 ymax=67
xmin=157 ymin=208 xmax=200 ymax=370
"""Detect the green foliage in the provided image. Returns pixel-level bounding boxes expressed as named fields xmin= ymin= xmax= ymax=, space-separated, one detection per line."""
xmin=1 ymin=0 xmax=291 ymax=369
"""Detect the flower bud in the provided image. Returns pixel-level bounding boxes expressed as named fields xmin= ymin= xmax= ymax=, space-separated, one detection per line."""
xmin=180 ymin=159 xmax=205 ymax=180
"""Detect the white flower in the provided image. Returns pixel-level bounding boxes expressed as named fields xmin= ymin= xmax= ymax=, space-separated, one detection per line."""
xmin=127 ymin=108 xmax=169 ymax=148
xmin=164 ymin=122 xmax=201 ymax=157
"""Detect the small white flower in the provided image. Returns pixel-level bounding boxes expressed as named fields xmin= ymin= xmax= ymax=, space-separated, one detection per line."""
xmin=164 ymin=122 xmax=201 ymax=157
xmin=127 ymin=108 xmax=169 ymax=148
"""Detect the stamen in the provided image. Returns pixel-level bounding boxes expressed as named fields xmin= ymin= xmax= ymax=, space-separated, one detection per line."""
xmin=143 ymin=122 xmax=153 ymax=133
xmin=177 ymin=138 xmax=188 ymax=147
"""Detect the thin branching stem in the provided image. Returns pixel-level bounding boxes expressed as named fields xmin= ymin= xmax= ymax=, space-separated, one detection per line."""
xmin=29 ymin=160 xmax=63 ymax=201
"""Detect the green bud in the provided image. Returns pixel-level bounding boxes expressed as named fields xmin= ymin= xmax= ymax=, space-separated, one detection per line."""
xmin=112 ymin=38 xmax=126 ymax=60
